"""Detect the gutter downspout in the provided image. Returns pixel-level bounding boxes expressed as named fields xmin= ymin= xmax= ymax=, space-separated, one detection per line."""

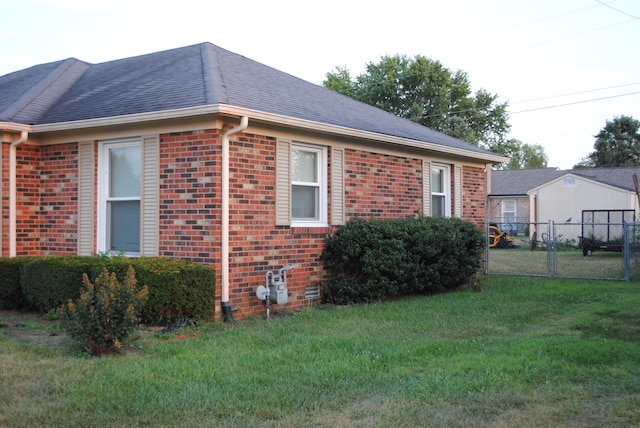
xmin=9 ymin=131 xmax=28 ymax=258
xmin=220 ymin=116 xmax=248 ymax=323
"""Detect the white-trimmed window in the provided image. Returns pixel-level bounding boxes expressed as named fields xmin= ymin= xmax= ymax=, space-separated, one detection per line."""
xmin=291 ymin=143 xmax=327 ymax=227
xmin=431 ymin=164 xmax=450 ymax=217
xmin=98 ymin=139 xmax=142 ymax=255
xmin=501 ymin=199 xmax=517 ymax=223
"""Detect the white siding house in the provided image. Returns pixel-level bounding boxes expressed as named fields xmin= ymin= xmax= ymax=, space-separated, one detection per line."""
xmin=528 ymin=172 xmax=640 ymax=224
xmin=489 ymin=167 xmax=640 ymax=227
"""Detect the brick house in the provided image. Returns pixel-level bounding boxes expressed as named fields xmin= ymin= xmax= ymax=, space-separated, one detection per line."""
xmin=0 ymin=42 xmax=506 ymax=320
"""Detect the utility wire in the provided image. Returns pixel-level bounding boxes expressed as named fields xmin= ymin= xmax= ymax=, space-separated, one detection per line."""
xmin=325 ymin=2 xmax=640 ymax=121
xmin=510 ymin=91 xmax=640 ymax=115
xmin=506 ymin=18 xmax=636 ymax=53
xmin=511 ymin=82 xmax=640 ymax=104
xmin=412 ymin=89 xmax=640 ymax=121
xmin=446 ymin=1 xmax=620 ymax=44
xmin=596 ymin=0 xmax=640 ymax=20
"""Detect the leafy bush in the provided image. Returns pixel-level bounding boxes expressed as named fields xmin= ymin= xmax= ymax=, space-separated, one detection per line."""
xmin=321 ymin=216 xmax=485 ymax=304
xmin=59 ymin=266 xmax=148 ymax=355
xmin=21 ymin=257 xmax=94 ymax=312
xmin=95 ymin=257 xmax=216 ymax=325
xmin=0 ymin=257 xmax=36 ymax=310
xmin=18 ymin=256 xmax=215 ymax=325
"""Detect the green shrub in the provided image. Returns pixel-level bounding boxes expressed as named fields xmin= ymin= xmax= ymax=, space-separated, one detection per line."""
xmin=59 ymin=266 xmax=148 ymax=355
xmin=0 ymin=257 xmax=36 ymax=310
xmin=91 ymin=257 xmax=216 ymax=325
xmin=321 ymin=216 xmax=485 ymax=304
xmin=18 ymin=256 xmax=215 ymax=325
xmin=21 ymin=256 xmax=95 ymax=312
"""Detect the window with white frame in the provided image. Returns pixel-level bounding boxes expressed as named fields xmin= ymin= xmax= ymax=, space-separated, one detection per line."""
xmin=431 ymin=164 xmax=450 ymax=217
xmin=98 ymin=139 xmax=142 ymax=254
xmin=291 ymin=144 xmax=327 ymax=226
xmin=501 ymin=199 xmax=517 ymax=223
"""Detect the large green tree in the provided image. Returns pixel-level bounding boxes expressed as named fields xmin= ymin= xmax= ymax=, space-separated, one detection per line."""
xmin=504 ymin=140 xmax=549 ymax=169
xmin=323 ymin=55 xmax=511 ymax=148
xmin=323 ymin=54 xmax=546 ymax=168
xmin=575 ymin=115 xmax=640 ymax=168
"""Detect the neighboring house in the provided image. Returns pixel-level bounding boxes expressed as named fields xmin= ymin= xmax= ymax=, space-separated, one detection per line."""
xmin=488 ymin=168 xmax=564 ymax=233
xmin=0 ymin=42 xmax=505 ymax=320
xmin=489 ymin=167 xmax=640 ymax=233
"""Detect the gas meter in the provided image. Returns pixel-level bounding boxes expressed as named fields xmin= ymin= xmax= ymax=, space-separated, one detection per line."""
xmin=256 ymin=265 xmax=294 ymax=314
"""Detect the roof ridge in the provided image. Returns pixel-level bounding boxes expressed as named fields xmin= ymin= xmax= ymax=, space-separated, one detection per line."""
xmin=199 ymin=42 xmax=226 ymax=104
xmin=4 ymin=58 xmax=89 ymax=124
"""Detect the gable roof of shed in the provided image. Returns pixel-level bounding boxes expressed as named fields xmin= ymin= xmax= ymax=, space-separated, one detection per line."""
xmin=490 ymin=168 xmax=564 ymax=196
xmin=0 ymin=42 xmax=502 ymax=160
xmin=569 ymin=167 xmax=640 ymax=192
xmin=491 ymin=167 xmax=640 ymax=196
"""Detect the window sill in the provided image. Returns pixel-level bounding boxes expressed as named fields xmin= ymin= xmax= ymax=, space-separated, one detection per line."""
xmin=290 ymin=225 xmax=332 ymax=235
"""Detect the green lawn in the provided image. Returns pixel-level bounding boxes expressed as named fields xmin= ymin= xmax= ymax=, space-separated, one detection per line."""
xmin=488 ymin=246 xmax=626 ymax=279
xmin=2 ymin=276 xmax=640 ymax=427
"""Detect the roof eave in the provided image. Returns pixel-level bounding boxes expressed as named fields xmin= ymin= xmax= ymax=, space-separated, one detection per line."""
xmin=31 ymin=104 xmax=508 ymax=163
xmin=0 ymin=121 xmax=32 ymax=133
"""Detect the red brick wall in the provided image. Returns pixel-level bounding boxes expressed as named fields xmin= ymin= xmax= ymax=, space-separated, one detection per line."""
xmin=1 ymin=143 xmax=8 ymax=257
xmin=39 ymin=143 xmax=79 ymax=255
xmin=158 ymin=130 xmax=330 ymax=319
xmin=13 ymin=144 xmax=43 ymax=257
xmin=158 ymin=129 xmax=222 ymax=264
xmin=462 ymin=165 xmax=486 ymax=228
xmin=345 ymin=148 xmax=423 ymax=218
xmin=2 ymin=143 xmax=80 ymax=257
xmin=4 ymin=130 xmax=489 ymax=319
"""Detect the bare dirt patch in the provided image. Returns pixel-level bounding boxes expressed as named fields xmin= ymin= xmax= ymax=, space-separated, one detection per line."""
xmin=1 ymin=310 xmax=198 ymax=355
xmin=0 ymin=310 xmax=65 ymax=347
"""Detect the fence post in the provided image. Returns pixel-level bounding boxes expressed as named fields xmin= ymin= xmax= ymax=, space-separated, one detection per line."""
xmin=624 ymin=222 xmax=630 ymax=281
xmin=549 ymin=220 xmax=556 ymax=277
xmin=485 ymin=220 xmax=490 ymax=275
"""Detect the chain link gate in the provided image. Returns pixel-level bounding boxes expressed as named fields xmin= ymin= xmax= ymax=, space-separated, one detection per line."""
xmin=485 ymin=221 xmax=639 ymax=281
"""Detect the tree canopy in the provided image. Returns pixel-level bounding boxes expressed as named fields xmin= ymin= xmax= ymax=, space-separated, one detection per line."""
xmin=574 ymin=115 xmax=640 ymax=168
xmin=323 ymin=54 xmax=547 ymax=169
xmin=504 ymin=140 xmax=549 ymax=169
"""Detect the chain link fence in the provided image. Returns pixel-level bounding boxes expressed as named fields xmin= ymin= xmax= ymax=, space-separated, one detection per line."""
xmin=486 ymin=221 xmax=640 ymax=281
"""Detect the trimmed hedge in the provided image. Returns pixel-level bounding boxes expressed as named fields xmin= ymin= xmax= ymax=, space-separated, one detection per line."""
xmin=21 ymin=256 xmax=95 ymax=313
xmin=95 ymin=257 xmax=216 ymax=325
xmin=321 ymin=216 xmax=485 ymax=304
xmin=3 ymin=256 xmax=215 ymax=325
xmin=0 ymin=257 xmax=36 ymax=310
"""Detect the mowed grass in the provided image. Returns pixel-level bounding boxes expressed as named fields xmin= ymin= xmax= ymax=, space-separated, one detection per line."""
xmin=2 ymin=276 xmax=640 ymax=427
xmin=488 ymin=246 xmax=626 ymax=279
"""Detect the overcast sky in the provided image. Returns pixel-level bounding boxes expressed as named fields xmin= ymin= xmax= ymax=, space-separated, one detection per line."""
xmin=2 ymin=0 xmax=639 ymax=169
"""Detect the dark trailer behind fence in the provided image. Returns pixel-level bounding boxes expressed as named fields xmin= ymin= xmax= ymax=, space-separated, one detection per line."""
xmin=580 ymin=209 xmax=636 ymax=256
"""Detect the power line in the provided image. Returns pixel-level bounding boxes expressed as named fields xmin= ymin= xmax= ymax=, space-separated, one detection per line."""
xmin=411 ymin=89 xmax=640 ymax=121
xmin=447 ymin=1 xmax=620 ymax=45
xmin=506 ymin=17 xmax=636 ymax=54
xmin=511 ymin=82 xmax=640 ymax=104
xmin=596 ymin=0 xmax=640 ymax=20
xmin=510 ymin=91 xmax=640 ymax=115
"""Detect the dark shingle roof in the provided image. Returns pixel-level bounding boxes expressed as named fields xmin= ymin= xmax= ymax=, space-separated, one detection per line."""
xmin=0 ymin=58 xmax=89 ymax=124
xmin=0 ymin=42 xmax=499 ymax=159
xmin=570 ymin=167 xmax=640 ymax=192
xmin=490 ymin=168 xmax=564 ymax=196
xmin=490 ymin=167 xmax=640 ymax=195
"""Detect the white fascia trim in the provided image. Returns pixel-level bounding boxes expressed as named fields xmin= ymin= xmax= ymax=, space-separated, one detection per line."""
xmin=30 ymin=104 xmax=509 ymax=163
xmin=1 ymin=122 xmax=32 ymax=134
xmin=221 ymin=106 xmax=509 ymax=164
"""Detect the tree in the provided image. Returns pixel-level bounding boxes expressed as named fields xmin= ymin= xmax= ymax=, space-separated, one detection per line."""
xmin=504 ymin=140 xmax=548 ymax=169
xmin=580 ymin=115 xmax=640 ymax=168
xmin=572 ymin=156 xmax=595 ymax=169
xmin=323 ymin=55 xmax=512 ymax=152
